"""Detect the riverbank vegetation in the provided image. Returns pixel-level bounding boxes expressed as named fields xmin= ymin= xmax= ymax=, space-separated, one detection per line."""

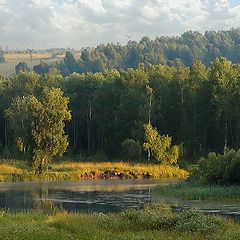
xmin=155 ymin=183 xmax=240 ymax=200
xmin=190 ymin=148 xmax=240 ymax=185
xmin=153 ymin=147 xmax=240 ymax=198
xmin=154 ymin=148 xmax=240 ymax=200
xmin=0 ymin=204 xmax=239 ymax=240
xmin=0 ymin=160 xmax=188 ymax=182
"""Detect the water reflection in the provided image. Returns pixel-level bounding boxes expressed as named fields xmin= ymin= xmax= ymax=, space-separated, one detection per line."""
xmin=0 ymin=179 xmax=239 ymax=223
xmin=0 ymin=179 xmax=162 ymax=213
xmin=32 ymin=188 xmax=63 ymax=214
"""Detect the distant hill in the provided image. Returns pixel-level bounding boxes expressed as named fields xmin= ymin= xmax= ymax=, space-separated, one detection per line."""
xmin=55 ymin=28 xmax=240 ymax=76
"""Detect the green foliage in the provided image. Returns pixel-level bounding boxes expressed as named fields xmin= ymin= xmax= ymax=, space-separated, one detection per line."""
xmin=121 ymin=139 xmax=141 ymax=160
xmin=15 ymin=61 xmax=29 ymax=73
xmin=42 ymin=29 xmax=240 ymax=75
xmin=143 ymin=123 xmax=179 ymax=164
xmin=6 ymin=87 xmax=71 ymax=173
xmin=32 ymin=88 xmax=71 ymax=173
xmin=0 ymin=202 xmax=238 ymax=240
xmin=33 ymin=61 xmax=50 ymax=75
xmin=192 ymin=148 xmax=240 ymax=184
xmin=106 ymin=204 xmax=230 ymax=237
xmin=5 ymin=96 xmax=35 ymax=158
xmin=2 ymin=55 xmax=240 ymax=164
xmin=58 ymin=51 xmax=78 ymax=76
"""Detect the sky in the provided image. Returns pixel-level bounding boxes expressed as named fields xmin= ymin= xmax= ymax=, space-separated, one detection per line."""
xmin=0 ymin=0 xmax=240 ymax=50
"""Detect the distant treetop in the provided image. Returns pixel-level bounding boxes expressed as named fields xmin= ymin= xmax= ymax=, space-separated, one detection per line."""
xmin=41 ymin=28 xmax=240 ymax=76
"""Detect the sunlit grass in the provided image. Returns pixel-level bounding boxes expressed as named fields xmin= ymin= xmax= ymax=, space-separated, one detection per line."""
xmin=0 ymin=163 xmax=23 ymax=174
xmin=5 ymin=53 xmax=53 ymax=62
xmin=53 ymin=161 xmax=188 ymax=178
xmin=0 ymin=159 xmax=188 ymax=182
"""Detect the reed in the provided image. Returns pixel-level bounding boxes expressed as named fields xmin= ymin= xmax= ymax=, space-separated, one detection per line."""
xmin=154 ymin=183 xmax=240 ymax=200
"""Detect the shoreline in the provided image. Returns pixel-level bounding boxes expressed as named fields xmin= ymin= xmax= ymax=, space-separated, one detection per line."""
xmin=0 ymin=160 xmax=188 ymax=182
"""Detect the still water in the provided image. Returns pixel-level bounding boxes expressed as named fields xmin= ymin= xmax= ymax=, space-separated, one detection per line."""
xmin=0 ymin=179 xmax=239 ymax=222
xmin=0 ymin=179 xmax=165 ymax=213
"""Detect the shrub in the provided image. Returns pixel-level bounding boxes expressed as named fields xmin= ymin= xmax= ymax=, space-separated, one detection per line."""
xmin=143 ymin=123 xmax=179 ymax=165
xmin=175 ymin=209 xmax=226 ymax=235
xmin=103 ymin=204 xmax=229 ymax=236
xmin=121 ymin=139 xmax=141 ymax=160
xmin=191 ymin=148 xmax=240 ymax=185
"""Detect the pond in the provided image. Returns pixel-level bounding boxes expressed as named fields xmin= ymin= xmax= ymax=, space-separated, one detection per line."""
xmin=0 ymin=179 xmax=239 ymax=222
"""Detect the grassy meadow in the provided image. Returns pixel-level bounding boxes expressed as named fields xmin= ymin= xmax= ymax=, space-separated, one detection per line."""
xmin=0 ymin=51 xmax=82 ymax=76
xmin=0 ymin=51 xmax=63 ymax=76
xmin=0 ymin=58 xmax=60 ymax=76
xmin=0 ymin=159 xmax=188 ymax=182
xmin=4 ymin=52 xmax=54 ymax=62
xmin=0 ymin=204 xmax=239 ymax=240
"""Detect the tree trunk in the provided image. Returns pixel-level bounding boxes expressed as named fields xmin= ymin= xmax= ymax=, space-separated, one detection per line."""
xmin=4 ymin=118 xmax=8 ymax=155
xmin=147 ymin=149 xmax=151 ymax=162
xmin=87 ymin=105 xmax=92 ymax=152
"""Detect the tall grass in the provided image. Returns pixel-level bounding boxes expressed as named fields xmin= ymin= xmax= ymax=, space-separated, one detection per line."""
xmin=0 ymin=204 xmax=238 ymax=240
xmin=0 ymin=160 xmax=188 ymax=182
xmin=154 ymin=183 xmax=240 ymax=200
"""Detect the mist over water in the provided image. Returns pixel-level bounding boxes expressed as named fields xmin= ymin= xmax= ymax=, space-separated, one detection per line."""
xmin=0 ymin=179 xmax=239 ymax=222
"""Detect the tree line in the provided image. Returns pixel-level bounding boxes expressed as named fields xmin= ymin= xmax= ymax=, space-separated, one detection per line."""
xmin=30 ymin=28 xmax=240 ymax=76
xmin=1 ymin=57 xmax=240 ymax=164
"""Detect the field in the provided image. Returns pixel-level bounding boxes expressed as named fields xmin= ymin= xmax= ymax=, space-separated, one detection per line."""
xmin=0 ymin=58 xmax=61 ymax=76
xmin=0 ymin=51 xmax=81 ymax=76
xmin=0 ymin=160 xmax=188 ymax=182
xmin=0 ymin=204 xmax=239 ymax=240
xmin=4 ymin=52 xmax=55 ymax=62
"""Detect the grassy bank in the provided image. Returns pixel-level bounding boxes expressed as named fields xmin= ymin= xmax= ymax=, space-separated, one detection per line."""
xmin=0 ymin=204 xmax=239 ymax=240
xmin=0 ymin=160 xmax=188 ymax=182
xmin=154 ymin=183 xmax=240 ymax=200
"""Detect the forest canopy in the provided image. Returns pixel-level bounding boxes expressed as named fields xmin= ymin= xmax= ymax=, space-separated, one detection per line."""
xmin=32 ymin=28 xmax=240 ymax=76
xmin=2 ymin=56 xmax=240 ymax=162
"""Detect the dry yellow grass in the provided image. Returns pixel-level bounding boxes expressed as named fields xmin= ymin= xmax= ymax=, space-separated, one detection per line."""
xmin=0 ymin=163 xmax=23 ymax=174
xmin=52 ymin=161 xmax=188 ymax=179
xmin=0 ymin=160 xmax=188 ymax=182
xmin=5 ymin=53 xmax=53 ymax=62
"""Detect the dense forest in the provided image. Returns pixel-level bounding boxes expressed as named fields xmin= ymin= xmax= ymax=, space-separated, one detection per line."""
xmin=32 ymin=28 xmax=240 ymax=76
xmin=1 ymin=56 xmax=240 ymax=162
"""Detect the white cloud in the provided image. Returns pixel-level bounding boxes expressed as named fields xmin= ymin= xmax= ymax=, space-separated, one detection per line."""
xmin=0 ymin=0 xmax=239 ymax=49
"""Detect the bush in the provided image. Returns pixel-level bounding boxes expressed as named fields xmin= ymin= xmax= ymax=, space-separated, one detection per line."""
xmin=175 ymin=209 xmax=226 ymax=234
xmin=191 ymin=148 xmax=240 ymax=185
xmin=121 ymin=139 xmax=141 ymax=160
xmin=103 ymin=204 xmax=229 ymax=236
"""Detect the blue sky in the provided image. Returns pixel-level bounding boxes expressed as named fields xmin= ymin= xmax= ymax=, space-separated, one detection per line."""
xmin=229 ymin=0 xmax=240 ymax=7
xmin=0 ymin=0 xmax=240 ymax=49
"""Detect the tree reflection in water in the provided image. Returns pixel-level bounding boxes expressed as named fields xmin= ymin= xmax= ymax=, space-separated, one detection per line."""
xmin=31 ymin=187 xmax=63 ymax=214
